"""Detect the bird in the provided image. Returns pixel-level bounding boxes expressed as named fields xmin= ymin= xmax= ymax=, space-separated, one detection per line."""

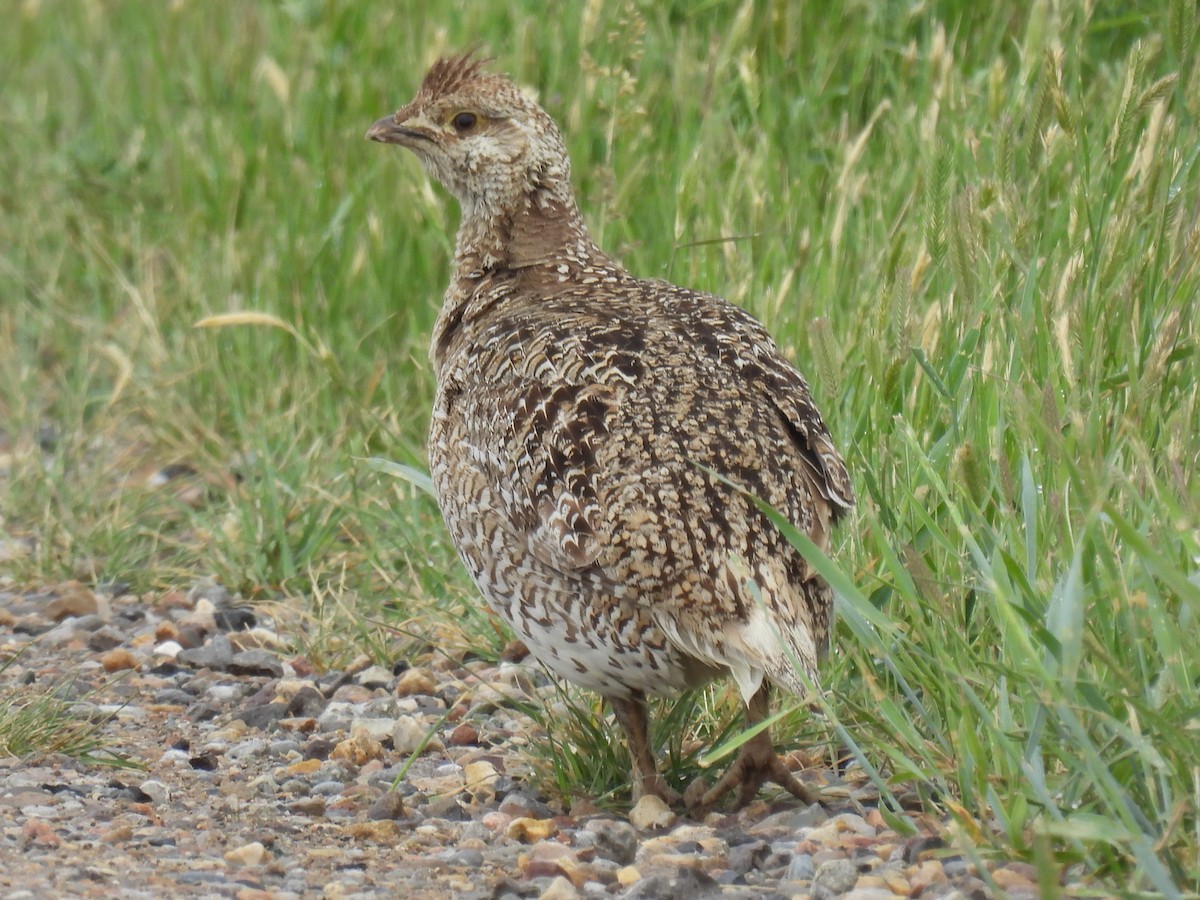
xmin=366 ymin=53 xmax=854 ymax=812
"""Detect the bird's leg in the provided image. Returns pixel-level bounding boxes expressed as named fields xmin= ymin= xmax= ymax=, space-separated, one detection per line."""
xmin=685 ymin=683 xmax=820 ymax=815
xmin=609 ymin=691 xmax=677 ymax=804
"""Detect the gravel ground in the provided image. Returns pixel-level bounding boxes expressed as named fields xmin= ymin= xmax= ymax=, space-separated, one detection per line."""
xmin=0 ymin=579 xmax=1059 ymax=899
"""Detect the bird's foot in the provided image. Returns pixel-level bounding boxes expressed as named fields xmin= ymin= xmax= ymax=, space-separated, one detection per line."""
xmin=685 ymin=738 xmax=821 ymax=817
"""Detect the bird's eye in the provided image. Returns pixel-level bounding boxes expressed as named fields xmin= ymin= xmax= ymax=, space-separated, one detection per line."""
xmin=451 ymin=112 xmax=477 ymax=133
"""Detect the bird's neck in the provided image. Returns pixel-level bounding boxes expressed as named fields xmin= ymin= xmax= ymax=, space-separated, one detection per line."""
xmin=451 ymin=185 xmax=610 ymax=277
xmin=431 ymin=186 xmax=625 ymax=376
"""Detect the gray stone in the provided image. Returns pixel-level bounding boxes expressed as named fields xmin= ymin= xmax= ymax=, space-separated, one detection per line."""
xmin=748 ymin=802 xmax=829 ymax=836
xmin=726 ymin=839 xmax=770 ymax=875
xmin=786 ymin=853 xmax=814 ymax=880
xmin=584 ymin=818 xmax=639 ymax=865
xmin=285 ymin=686 xmax=327 ymax=717
xmin=228 ymin=649 xmax=283 ymax=677
xmin=356 ymin=665 xmax=394 ymax=689
xmin=349 ymin=717 xmax=396 ymax=743
xmin=225 ymin=738 xmax=269 ymax=760
xmin=178 ymin=635 xmax=234 ymax=671
xmin=812 ymin=858 xmax=859 ymax=899
xmin=234 ymin=702 xmax=288 ymax=730
xmin=311 ymin=780 xmax=347 ymax=797
xmin=137 ymin=779 xmax=170 ymax=804
xmin=445 ymin=847 xmax=485 ymax=867
xmin=622 ymin=867 xmax=720 ymax=899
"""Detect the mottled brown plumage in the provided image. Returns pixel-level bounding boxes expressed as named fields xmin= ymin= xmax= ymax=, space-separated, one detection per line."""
xmin=367 ymin=53 xmax=853 ymax=811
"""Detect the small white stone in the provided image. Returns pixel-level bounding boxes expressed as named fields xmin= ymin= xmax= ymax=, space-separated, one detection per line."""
xmin=538 ymin=875 xmax=579 ymax=900
xmin=153 ymin=640 xmax=183 ymax=658
xmin=224 ymin=840 xmax=269 ymax=866
xmin=391 ymin=715 xmax=443 ymax=755
xmin=138 ymin=779 xmax=170 ymax=804
xmin=627 ymin=794 xmax=676 ymax=830
xmin=348 ymin=717 xmax=395 ymax=743
xmin=463 ymin=760 xmax=499 ymax=800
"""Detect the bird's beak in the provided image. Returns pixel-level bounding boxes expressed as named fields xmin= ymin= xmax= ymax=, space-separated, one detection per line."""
xmin=365 ymin=115 xmax=426 ymax=145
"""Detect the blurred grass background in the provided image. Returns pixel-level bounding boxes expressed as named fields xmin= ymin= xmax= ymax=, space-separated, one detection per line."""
xmin=2 ymin=0 xmax=1198 ymax=891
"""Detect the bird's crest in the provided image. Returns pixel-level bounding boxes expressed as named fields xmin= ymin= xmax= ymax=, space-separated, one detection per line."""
xmin=418 ymin=51 xmax=494 ymax=101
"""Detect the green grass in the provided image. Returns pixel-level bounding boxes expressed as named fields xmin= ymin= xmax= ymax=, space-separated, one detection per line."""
xmin=0 ymin=647 xmax=128 ymax=765
xmin=2 ymin=0 xmax=1199 ymax=892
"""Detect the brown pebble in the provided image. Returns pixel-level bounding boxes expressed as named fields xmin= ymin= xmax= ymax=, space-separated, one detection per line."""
xmin=507 ymin=817 xmax=557 ymax=842
xmin=330 ymin=730 xmax=384 ymax=766
xmin=568 ymin=798 xmax=603 ymax=818
xmin=286 ymin=654 xmax=316 ymax=676
xmin=992 ymin=866 xmax=1039 ymax=891
xmin=100 ymin=649 xmax=138 ymax=672
xmin=282 ymin=758 xmax=323 ymax=777
xmin=224 ymin=841 xmax=269 ymax=866
xmin=289 ymin=798 xmax=327 ymax=816
xmin=44 ymin=580 xmax=101 ymax=619
xmin=449 ymin=723 xmax=479 ymax=746
xmin=394 ymin=667 xmax=437 ymax=696
xmin=344 ymin=821 xmax=399 ymax=841
xmin=175 ymin=625 xmax=207 ymax=649
xmin=101 ymin=824 xmax=134 ymax=843
xmin=519 ymin=841 xmax=575 ymax=879
xmin=846 ymin=834 xmax=880 ymax=850
xmin=329 ymin=684 xmax=374 ymax=703
xmin=481 ymin=812 xmax=512 ymax=833
xmin=155 ymin=621 xmax=180 ymax=641
xmin=909 ymin=859 xmax=948 ymax=892
xmin=1003 ymin=861 xmax=1040 ymax=881
xmin=367 ymin=791 xmax=406 ymax=821
xmin=22 ymin=819 xmax=61 ymax=847
xmin=155 ymin=589 xmax=191 ymax=611
xmin=500 ymin=638 xmax=529 ymax=662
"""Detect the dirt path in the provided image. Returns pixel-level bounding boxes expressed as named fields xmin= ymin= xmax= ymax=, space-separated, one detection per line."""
xmin=0 ymin=581 xmax=1037 ymax=899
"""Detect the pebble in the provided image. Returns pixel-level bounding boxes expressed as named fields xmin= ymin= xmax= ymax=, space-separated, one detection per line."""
xmin=392 ymin=715 xmax=442 ymax=755
xmin=538 ymin=875 xmax=579 ymax=900
xmin=0 ymin=576 xmax=1071 ymax=897
xmin=628 ymin=794 xmax=676 ymax=830
xmin=138 ymin=779 xmax=171 ymax=804
xmin=812 ymin=857 xmax=859 ymax=896
xmin=225 ymin=841 xmax=270 ymax=866
xmin=394 ymin=667 xmax=438 ymax=696
xmin=787 ymin=852 xmax=816 ymax=880
xmin=356 ymin=665 xmax=393 ymax=689
xmin=506 ymin=816 xmax=557 ymax=842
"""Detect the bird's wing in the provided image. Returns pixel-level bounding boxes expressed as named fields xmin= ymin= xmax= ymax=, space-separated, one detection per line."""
xmin=490 ymin=374 xmax=619 ymax=575
xmin=762 ymin=357 xmax=856 ymax=514
xmin=663 ymin=287 xmax=856 ymax=516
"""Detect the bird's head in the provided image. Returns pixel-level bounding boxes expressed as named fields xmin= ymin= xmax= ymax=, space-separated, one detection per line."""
xmin=367 ymin=53 xmax=573 ymax=220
